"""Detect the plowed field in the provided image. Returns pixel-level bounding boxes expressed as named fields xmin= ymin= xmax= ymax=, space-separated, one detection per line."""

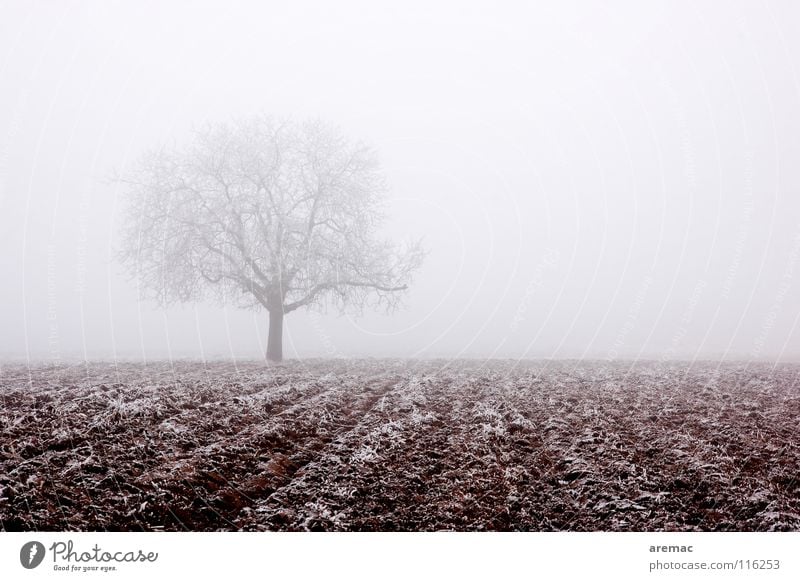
xmin=1 ymin=360 xmax=798 ymax=531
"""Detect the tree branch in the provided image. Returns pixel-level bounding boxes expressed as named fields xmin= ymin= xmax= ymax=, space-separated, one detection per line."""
xmin=283 ymin=280 xmax=408 ymax=313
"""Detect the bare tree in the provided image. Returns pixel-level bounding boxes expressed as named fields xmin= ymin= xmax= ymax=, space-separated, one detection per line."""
xmin=118 ymin=116 xmax=424 ymax=362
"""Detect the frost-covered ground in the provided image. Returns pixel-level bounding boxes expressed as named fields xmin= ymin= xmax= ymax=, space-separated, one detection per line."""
xmin=1 ymin=360 xmax=798 ymax=531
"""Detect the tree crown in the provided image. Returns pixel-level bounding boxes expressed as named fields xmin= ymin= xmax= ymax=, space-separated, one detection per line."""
xmin=119 ymin=116 xmax=423 ymax=314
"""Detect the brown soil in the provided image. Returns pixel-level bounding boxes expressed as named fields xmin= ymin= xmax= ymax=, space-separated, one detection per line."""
xmin=1 ymin=360 xmax=798 ymax=531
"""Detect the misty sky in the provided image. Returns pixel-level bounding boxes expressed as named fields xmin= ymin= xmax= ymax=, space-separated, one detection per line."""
xmin=2 ymin=1 xmax=800 ymax=361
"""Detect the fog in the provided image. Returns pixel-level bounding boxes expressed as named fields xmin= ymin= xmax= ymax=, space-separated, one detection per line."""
xmin=2 ymin=1 xmax=800 ymax=361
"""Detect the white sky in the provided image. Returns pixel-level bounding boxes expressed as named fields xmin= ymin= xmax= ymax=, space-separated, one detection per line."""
xmin=2 ymin=0 xmax=800 ymax=361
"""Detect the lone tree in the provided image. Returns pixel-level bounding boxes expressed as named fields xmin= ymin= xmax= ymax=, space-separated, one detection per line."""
xmin=119 ymin=116 xmax=423 ymax=362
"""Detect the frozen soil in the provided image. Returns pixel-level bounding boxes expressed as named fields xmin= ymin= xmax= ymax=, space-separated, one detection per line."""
xmin=1 ymin=359 xmax=798 ymax=531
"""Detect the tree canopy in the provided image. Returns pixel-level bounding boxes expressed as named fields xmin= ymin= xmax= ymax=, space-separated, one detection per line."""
xmin=119 ymin=116 xmax=424 ymax=360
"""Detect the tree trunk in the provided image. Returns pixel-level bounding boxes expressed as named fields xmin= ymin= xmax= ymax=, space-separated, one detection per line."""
xmin=267 ymin=308 xmax=284 ymax=362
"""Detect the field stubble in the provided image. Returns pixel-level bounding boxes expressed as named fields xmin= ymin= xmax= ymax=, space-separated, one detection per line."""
xmin=0 ymin=360 xmax=798 ymax=531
